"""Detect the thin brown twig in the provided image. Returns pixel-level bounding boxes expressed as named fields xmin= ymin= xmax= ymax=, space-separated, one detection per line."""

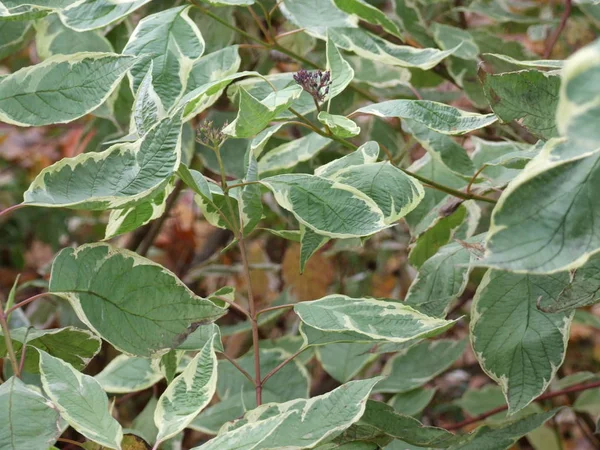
xmin=447 ymin=380 xmax=600 ymax=430
xmin=247 ymin=5 xmax=271 ymax=42
xmin=256 ymin=304 xmax=294 ymax=317
xmin=218 ymin=351 xmax=256 ymax=386
xmin=56 ymin=438 xmax=87 ymax=449
xmin=544 ymin=0 xmax=572 ymax=58
xmin=0 ymin=203 xmax=24 ymax=220
xmin=6 ymin=292 xmax=52 ymax=316
xmin=262 ymin=348 xmax=306 ymax=385
xmin=466 ymin=165 xmax=487 ymax=194
xmin=214 ymin=296 xmax=251 ymax=319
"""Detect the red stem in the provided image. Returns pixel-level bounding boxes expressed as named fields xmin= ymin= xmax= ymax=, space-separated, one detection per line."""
xmin=0 ymin=204 xmax=24 ymax=219
xmin=6 ymin=292 xmax=52 ymax=316
xmin=543 ymin=0 xmax=572 ymax=58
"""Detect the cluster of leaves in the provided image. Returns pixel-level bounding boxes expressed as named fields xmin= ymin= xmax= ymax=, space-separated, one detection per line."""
xmin=1 ymin=0 xmax=600 ymax=449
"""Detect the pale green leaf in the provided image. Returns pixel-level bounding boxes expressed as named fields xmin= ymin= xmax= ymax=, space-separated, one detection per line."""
xmin=326 ymin=33 xmax=354 ymax=99
xmin=178 ymin=324 xmax=223 ymax=352
xmin=260 ymin=174 xmax=387 ymax=238
xmin=431 ymin=23 xmax=479 ymax=60
xmin=355 ymin=100 xmax=497 ymax=135
xmin=0 ymin=20 xmax=32 ymax=59
xmin=318 ymin=112 xmax=360 ymax=137
xmin=482 ymin=53 xmax=564 ymax=69
xmin=189 ymin=391 xmax=255 ymax=435
xmin=299 ymin=225 xmax=329 ymax=273
xmin=132 ymin=64 xmax=165 ymax=136
xmin=39 ymin=350 xmax=123 ymax=449
xmin=389 ymin=388 xmax=436 ymax=417
xmin=238 ymin=149 xmax=262 ymax=235
xmin=59 ymin=0 xmax=152 ymax=31
xmin=35 ymin=14 xmax=112 ymax=59
xmin=482 ymin=69 xmax=560 ymax=139
xmin=279 ymin=0 xmax=358 ymax=37
xmin=258 ymin=133 xmax=332 ymax=175
xmin=471 ymin=270 xmax=572 ymax=413
xmin=95 ymin=355 xmax=163 ymax=394
xmin=295 ymin=295 xmax=456 ymax=344
xmin=0 ymin=326 xmax=101 ymax=374
xmin=124 ymin=6 xmax=204 ymax=110
xmin=155 ymin=337 xmax=218 ymax=444
xmin=197 ymin=378 xmax=382 ymax=450
xmin=48 ymin=243 xmax=226 ymax=357
xmin=196 ymin=0 xmax=254 ymax=5
xmin=375 ymin=339 xmax=466 ymax=393
xmin=0 ymin=377 xmax=63 ymax=450
xmin=317 ymin=342 xmax=376 ymax=383
xmin=251 ymin=123 xmax=285 ymax=157
xmin=0 ymin=52 xmax=134 ymax=127
xmin=347 ymin=56 xmax=411 ymax=88
xmin=332 ymin=0 xmax=401 ymax=37
xmin=24 ymin=113 xmax=182 ymax=211
xmin=315 ymin=141 xmax=379 ymax=178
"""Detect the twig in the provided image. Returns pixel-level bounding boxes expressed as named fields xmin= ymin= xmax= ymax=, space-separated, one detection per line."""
xmin=256 ymin=304 xmax=294 ymax=317
xmin=218 ymin=351 xmax=256 ymax=386
xmin=275 ymin=28 xmax=306 ymax=40
xmin=137 ymin=179 xmax=185 ymax=257
xmin=447 ymin=380 xmax=600 ymax=430
xmin=247 ymin=6 xmax=271 ymax=42
xmin=544 ymin=0 xmax=572 ymax=58
xmin=466 ymin=165 xmax=487 ymax=194
xmin=6 ymin=292 xmax=52 ymax=316
xmin=56 ymin=438 xmax=87 ymax=449
xmin=214 ymin=296 xmax=251 ymax=319
xmin=0 ymin=307 xmax=20 ymax=378
xmin=262 ymin=348 xmax=306 ymax=385
xmin=0 ymin=203 xmax=24 ymax=220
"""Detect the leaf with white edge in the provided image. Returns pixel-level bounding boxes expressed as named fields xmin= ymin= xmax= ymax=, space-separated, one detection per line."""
xmin=194 ymin=181 xmax=240 ymax=230
xmin=0 ymin=376 xmax=63 ymax=450
xmin=0 ymin=326 xmax=101 ymax=374
xmin=315 ymin=141 xmax=380 ymax=178
xmin=299 ymin=225 xmax=330 ymax=273
xmin=556 ymin=37 xmax=600 ymax=150
xmin=541 ymin=254 xmax=600 ymax=312
xmin=359 ymin=400 xmax=456 ymax=448
xmin=374 ymin=339 xmax=466 ymax=394
xmin=318 ymin=112 xmax=360 ymax=137
xmin=355 ymin=100 xmax=497 ymax=135
xmin=24 ymin=112 xmax=182 ymax=211
xmin=238 ymin=149 xmax=262 ymax=235
xmin=326 ymin=34 xmax=354 ymax=99
xmin=295 ymin=295 xmax=456 ymax=344
xmin=481 ymin=68 xmax=560 ymax=140
xmin=483 ymin=53 xmax=564 ymax=69
xmin=190 ymin=389 xmax=256 ymax=436
xmin=389 ymin=388 xmax=436 ymax=417
xmin=403 ymin=119 xmax=474 ymax=177
xmin=34 ymin=14 xmax=112 ymax=60
xmin=39 ymin=350 xmax=123 ymax=449
xmin=258 ymin=132 xmax=332 ymax=175
xmin=431 ymin=23 xmax=479 ymax=60
xmin=105 ymin=180 xmax=175 ymax=239
xmin=0 ymin=0 xmax=79 ymax=19
xmin=471 ymin=270 xmax=572 ymax=414
xmin=95 ymin=355 xmax=163 ymax=394
xmin=332 ymin=0 xmax=401 ymax=37
xmin=279 ymin=0 xmax=358 ymax=37
xmin=197 ymin=0 xmax=254 ymax=5
xmin=59 ymin=0 xmax=152 ymax=31
xmin=328 ymin=27 xmax=456 ymax=70
xmin=0 ymin=52 xmax=135 ymax=127
xmin=132 ymin=65 xmax=165 ymax=136
xmin=48 ymin=243 xmax=226 ymax=357
xmin=326 ymin=162 xmax=424 ymax=225
xmin=177 ymin=324 xmax=223 ymax=352
xmin=405 ymin=236 xmax=483 ymax=318
xmin=223 ymin=86 xmax=302 ymax=138
xmin=124 ymin=6 xmax=204 ymax=110
xmin=198 ymin=378 xmax=382 ymax=450
xmin=347 ymin=56 xmax=411 ymax=89
xmin=251 ymin=123 xmax=284 ymax=157
xmin=0 ymin=21 xmax=32 ymax=59
xmin=260 ymin=174 xmax=387 ymax=238
xmin=482 ymin=144 xmax=600 ymax=273
xmin=154 ymin=336 xmax=218 ymax=444
xmin=317 ymin=342 xmax=376 ymax=383
xmin=178 ymin=165 xmax=212 ymax=200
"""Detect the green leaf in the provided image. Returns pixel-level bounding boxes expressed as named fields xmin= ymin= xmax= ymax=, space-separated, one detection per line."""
xmin=154 ymin=336 xmax=218 ymax=444
xmin=35 ymin=14 xmax=112 ymax=59
xmin=389 ymin=388 xmax=436 ymax=417
xmin=471 ymin=271 xmax=572 ymax=413
xmin=0 ymin=52 xmax=134 ymax=127
xmin=316 ymin=342 xmax=376 ymax=383
xmin=258 ymin=132 xmax=332 ymax=174
xmin=405 ymin=237 xmax=482 ymax=318
xmin=196 ymin=0 xmax=254 ymax=5
xmin=0 ymin=20 xmax=32 ymax=59
xmin=59 ymin=0 xmax=152 ymax=31
xmin=39 ymin=350 xmax=123 ymax=449
xmin=178 ymin=323 xmax=223 ymax=352
xmin=431 ymin=23 xmax=479 ymax=60
xmin=355 ymin=100 xmax=497 ymax=135
xmin=326 ymin=34 xmax=354 ymax=99
xmin=325 ymin=162 xmax=424 ymax=224
xmin=318 ymin=112 xmax=360 ymax=137
xmin=132 ymin=65 xmax=165 ymax=136
xmin=328 ymin=28 xmax=456 ymax=70
xmin=0 ymin=326 xmax=101 ymax=374
xmin=482 ymin=142 xmax=600 ymax=273
xmin=315 ymin=141 xmax=380 ymax=178
xmin=481 ymin=69 xmax=560 ymax=140
xmin=238 ymin=149 xmax=262 ymax=235
xmin=95 ymin=355 xmax=163 ymax=394
xmin=280 ymin=0 xmax=358 ymax=36
xmin=332 ymin=0 xmax=401 ymax=37
xmin=124 ymin=6 xmax=204 ymax=110
xmin=403 ymin=119 xmax=474 ymax=177
xmin=299 ymin=225 xmax=329 ymax=273
xmin=196 ymin=378 xmax=382 ymax=450
xmin=260 ymin=174 xmax=387 ymax=238
xmin=24 ymin=112 xmax=182 ymax=211
xmin=223 ymin=86 xmax=302 ymax=138
xmin=557 ymin=38 xmax=600 ymax=150
xmin=374 ymin=339 xmax=466 ymax=393
xmin=189 ymin=391 xmax=255 ymax=436
xmin=295 ymin=295 xmax=456 ymax=344
xmin=48 ymin=243 xmax=226 ymax=357
xmin=482 ymin=53 xmax=564 ymax=69
xmin=0 ymin=377 xmax=63 ymax=450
